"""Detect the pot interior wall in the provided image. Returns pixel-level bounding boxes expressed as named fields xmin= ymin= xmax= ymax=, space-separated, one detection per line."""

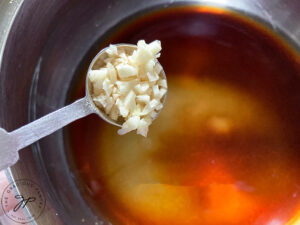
xmin=1 ymin=0 xmax=300 ymax=224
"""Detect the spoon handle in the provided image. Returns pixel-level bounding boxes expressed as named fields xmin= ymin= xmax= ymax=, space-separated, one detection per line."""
xmin=10 ymin=97 xmax=93 ymax=151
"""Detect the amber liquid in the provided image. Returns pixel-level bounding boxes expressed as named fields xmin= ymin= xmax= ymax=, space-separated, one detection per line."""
xmin=68 ymin=6 xmax=300 ymax=225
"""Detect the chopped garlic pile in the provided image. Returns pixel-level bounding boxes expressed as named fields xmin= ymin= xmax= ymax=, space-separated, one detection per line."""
xmin=89 ymin=40 xmax=167 ymax=137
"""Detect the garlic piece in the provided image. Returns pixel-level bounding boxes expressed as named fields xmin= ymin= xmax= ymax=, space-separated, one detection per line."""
xmin=148 ymin=40 xmax=162 ymax=56
xmin=152 ymin=85 xmax=160 ymax=99
xmin=123 ymin=90 xmax=136 ymax=113
xmin=116 ymin=64 xmax=138 ymax=79
xmin=145 ymin=59 xmax=155 ymax=73
xmin=117 ymin=116 xmax=140 ymax=135
xmin=103 ymin=78 xmax=113 ymax=96
xmin=137 ymin=118 xmax=150 ymax=137
xmin=106 ymin=44 xmax=118 ymax=56
xmin=135 ymin=41 xmax=153 ymax=65
xmin=89 ymin=69 xmax=108 ymax=95
xmin=141 ymin=99 xmax=160 ymax=116
xmin=134 ymin=83 xmax=150 ymax=94
xmin=147 ymin=72 xmax=159 ymax=82
xmin=93 ymin=95 xmax=107 ymax=108
xmin=107 ymin=63 xmax=117 ymax=83
xmin=136 ymin=95 xmax=150 ymax=104
xmin=158 ymin=79 xmax=167 ymax=88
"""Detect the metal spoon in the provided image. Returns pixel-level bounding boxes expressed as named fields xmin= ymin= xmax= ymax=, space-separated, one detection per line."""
xmin=0 ymin=44 xmax=167 ymax=171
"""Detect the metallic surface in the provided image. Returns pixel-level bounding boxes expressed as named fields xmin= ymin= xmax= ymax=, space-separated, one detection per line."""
xmin=0 ymin=0 xmax=22 ymax=70
xmin=0 ymin=0 xmax=300 ymax=224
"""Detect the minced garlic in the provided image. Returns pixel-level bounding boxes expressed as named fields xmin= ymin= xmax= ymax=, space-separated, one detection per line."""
xmin=88 ymin=40 xmax=167 ymax=137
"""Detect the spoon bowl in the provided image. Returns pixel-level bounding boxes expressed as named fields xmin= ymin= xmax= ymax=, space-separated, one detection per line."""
xmin=85 ymin=44 xmax=167 ymax=127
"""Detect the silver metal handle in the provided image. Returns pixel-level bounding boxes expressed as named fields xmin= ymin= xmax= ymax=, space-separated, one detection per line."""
xmin=9 ymin=98 xmax=93 ymax=150
xmin=0 ymin=97 xmax=94 ymax=171
xmin=10 ymin=97 xmax=93 ymax=151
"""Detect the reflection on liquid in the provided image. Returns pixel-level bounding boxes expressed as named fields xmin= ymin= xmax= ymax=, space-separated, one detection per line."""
xmin=69 ymin=7 xmax=300 ymax=225
xmin=286 ymin=208 xmax=300 ymax=225
xmin=70 ymin=76 xmax=300 ymax=225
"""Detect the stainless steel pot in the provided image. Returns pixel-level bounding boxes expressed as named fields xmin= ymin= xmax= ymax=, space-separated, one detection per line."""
xmin=0 ymin=0 xmax=300 ymax=224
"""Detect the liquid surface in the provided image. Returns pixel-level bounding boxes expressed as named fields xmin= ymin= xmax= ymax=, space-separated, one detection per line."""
xmin=68 ymin=6 xmax=300 ymax=225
